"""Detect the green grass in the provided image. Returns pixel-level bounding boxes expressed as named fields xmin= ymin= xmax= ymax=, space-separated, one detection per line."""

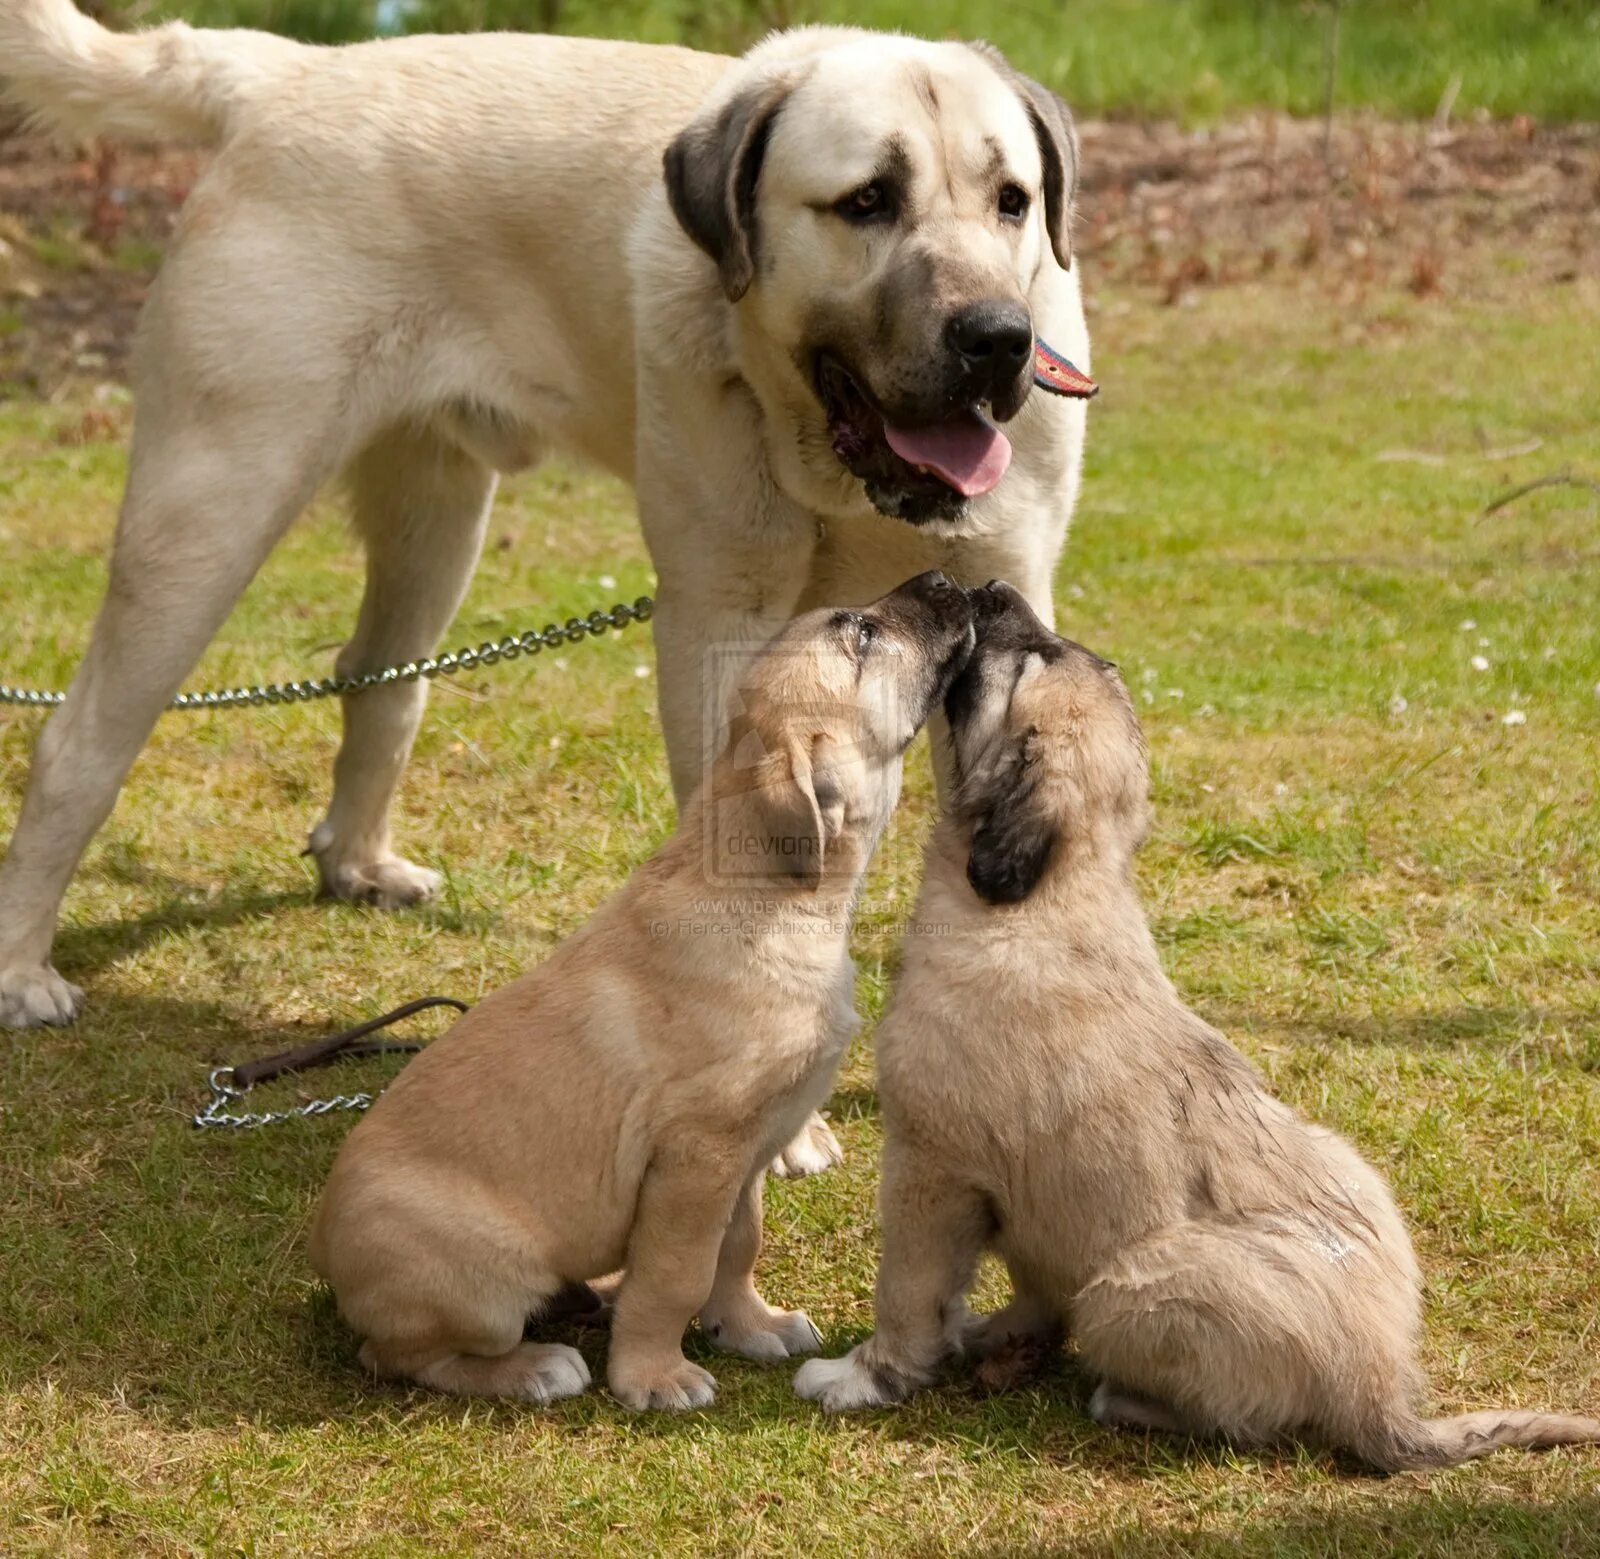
xmin=128 ymin=0 xmax=1600 ymax=122
xmin=3 ymin=267 xmax=1600 ymax=1552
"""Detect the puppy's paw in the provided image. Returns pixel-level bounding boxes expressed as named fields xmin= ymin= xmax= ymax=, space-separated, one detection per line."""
xmin=702 ymin=1303 xmax=822 ymax=1362
xmin=794 ymin=1347 xmax=906 ymax=1412
xmin=505 ymin=1343 xmax=592 ymax=1403
xmin=404 ymin=1341 xmax=591 ymax=1403
xmin=610 ymin=1356 xmax=717 ymax=1413
xmin=1087 ymin=1381 xmax=1184 ymax=1435
xmin=0 ymin=963 xmax=85 ymax=1029
xmin=972 ymin=1331 xmax=1053 ymax=1396
xmin=769 ymin=1113 xmax=843 ymax=1180
xmin=961 ymin=1299 xmax=1062 ymax=1365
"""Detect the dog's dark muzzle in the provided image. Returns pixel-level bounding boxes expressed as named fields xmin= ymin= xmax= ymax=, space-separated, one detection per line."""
xmin=944 ymin=302 xmax=1035 ymax=422
xmin=879 ymin=571 xmax=977 ymax=705
xmin=969 ymin=579 xmax=1049 ymax=640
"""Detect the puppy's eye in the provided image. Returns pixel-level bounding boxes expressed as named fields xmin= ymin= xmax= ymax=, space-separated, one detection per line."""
xmin=998 ymin=183 xmax=1030 ymax=221
xmin=837 ymin=181 xmax=893 ymax=224
xmin=856 ymin=619 xmax=878 ymax=654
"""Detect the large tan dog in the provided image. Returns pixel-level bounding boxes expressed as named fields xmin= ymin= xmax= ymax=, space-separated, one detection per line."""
xmin=0 ymin=5 xmax=1090 ymax=1043
xmin=310 ymin=572 xmax=974 ymax=1409
xmin=796 ymin=583 xmax=1600 ymax=1470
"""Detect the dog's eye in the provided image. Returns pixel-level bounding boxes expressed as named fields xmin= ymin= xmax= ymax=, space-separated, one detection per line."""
xmin=837 ymin=181 xmax=892 ymax=224
xmin=998 ymin=183 xmax=1030 ymax=221
xmin=856 ymin=619 xmax=878 ymax=654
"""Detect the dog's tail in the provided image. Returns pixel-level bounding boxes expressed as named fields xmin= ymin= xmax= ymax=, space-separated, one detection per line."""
xmin=0 ymin=0 xmax=304 ymax=145
xmin=1357 ymin=1407 xmax=1600 ymax=1471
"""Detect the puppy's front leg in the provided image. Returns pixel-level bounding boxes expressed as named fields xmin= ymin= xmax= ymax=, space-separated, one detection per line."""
xmin=795 ymin=1145 xmax=989 ymax=1411
xmin=698 ymin=1173 xmax=822 ymax=1362
xmin=608 ymin=1147 xmax=743 ymax=1412
xmin=640 ymin=464 xmax=841 ymax=1183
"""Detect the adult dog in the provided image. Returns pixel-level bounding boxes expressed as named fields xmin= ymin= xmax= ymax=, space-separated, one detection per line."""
xmin=796 ymin=583 xmax=1600 ymax=1470
xmin=311 ymin=572 xmax=974 ymax=1410
xmin=0 ymin=6 xmax=1091 ymax=1048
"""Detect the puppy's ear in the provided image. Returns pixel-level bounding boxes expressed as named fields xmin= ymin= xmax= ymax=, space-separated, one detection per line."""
xmin=966 ymin=747 xmax=1058 ymax=904
xmin=758 ymin=736 xmax=846 ymax=890
xmin=968 ymin=43 xmax=1079 ymax=270
xmin=664 ymin=77 xmax=791 ymax=302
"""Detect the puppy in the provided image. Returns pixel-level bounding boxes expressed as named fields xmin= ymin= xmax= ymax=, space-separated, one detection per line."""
xmin=309 ymin=572 xmax=973 ymax=1411
xmin=797 ymin=582 xmax=1600 ymax=1470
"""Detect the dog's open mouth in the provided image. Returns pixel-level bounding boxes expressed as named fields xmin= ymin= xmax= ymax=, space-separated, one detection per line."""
xmin=817 ymin=355 xmax=1012 ymax=502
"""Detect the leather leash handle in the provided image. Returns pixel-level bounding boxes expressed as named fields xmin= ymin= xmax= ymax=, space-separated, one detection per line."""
xmin=223 ymin=995 xmax=469 ymax=1090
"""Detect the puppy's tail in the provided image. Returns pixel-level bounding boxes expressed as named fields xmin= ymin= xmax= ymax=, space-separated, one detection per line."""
xmin=0 ymin=0 xmax=304 ymax=145
xmin=1358 ymin=1408 xmax=1600 ymax=1471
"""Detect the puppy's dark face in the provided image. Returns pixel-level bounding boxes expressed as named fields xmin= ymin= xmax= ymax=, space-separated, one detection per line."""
xmin=711 ymin=571 xmax=975 ymax=888
xmin=944 ymin=581 xmax=1148 ymax=904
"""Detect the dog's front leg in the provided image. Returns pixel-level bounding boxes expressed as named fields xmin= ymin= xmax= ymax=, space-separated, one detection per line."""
xmin=308 ymin=429 xmax=496 ymax=907
xmin=794 ymin=1143 xmax=989 ymax=1411
xmin=698 ymin=1171 xmax=822 ymax=1361
xmin=635 ymin=395 xmax=817 ymax=806
xmin=608 ymin=1143 xmax=745 ymax=1412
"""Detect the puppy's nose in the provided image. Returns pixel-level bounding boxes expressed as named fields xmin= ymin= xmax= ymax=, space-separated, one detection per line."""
xmin=902 ymin=569 xmax=954 ymax=597
xmin=972 ymin=579 xmax=1027 ymax=622
xmin=946 ymin=302 xmax=1033 ymax=379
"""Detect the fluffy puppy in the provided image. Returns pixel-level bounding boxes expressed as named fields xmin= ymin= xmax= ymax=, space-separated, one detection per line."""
xmin=310 ymin=572 xmax=973 ymax=1411
xmin=797 ymin=582 xmax=1600 ymax=1470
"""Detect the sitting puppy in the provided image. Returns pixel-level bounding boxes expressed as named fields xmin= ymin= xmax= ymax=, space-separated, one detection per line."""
xmin=797 ymin=581 xmax=1600 ymax=1470
xmin=310 ymin=572 xmax=974 ymax=1411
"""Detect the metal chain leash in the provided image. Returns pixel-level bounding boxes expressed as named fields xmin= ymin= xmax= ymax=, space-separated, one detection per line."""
xmin=194 ymin=1069 xmax=383 ymax=1130
xmin=193 ymin=997 xmax=472 ymax=1130
xmin=0 ymin=585 xmax=651 ymax=1121
xmin=1 ymin=596 xmax=654 ymax=712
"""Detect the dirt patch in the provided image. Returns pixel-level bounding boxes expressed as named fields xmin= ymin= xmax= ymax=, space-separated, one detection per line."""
xmin=1080 ymin=113 xmax=1600 ymax=308
xmin=0 ymin=136 xmax=203 ymax=394
xmin=2 ymin=113 xmax=1597 ymax=396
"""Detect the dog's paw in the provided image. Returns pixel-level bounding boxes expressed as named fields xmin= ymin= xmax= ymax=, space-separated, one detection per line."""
xmin=404 ymin=1340 xmax=592 ymax=1402
xmin=610 ymin=1356 xmax=718 ymax=1413
xmin=503 ymin=1343 xmax=592 ymax=1403
xmin=972 ymin=1331 xmax=1053 ymax=1396
xmin=793 ymin=1349 xmax=902 ymax=1412
xmin=0 ymin=963 xmax=85 ymax=1029
xmin=1087 ymin=1381 xmax=1185 ymax=1435
xmin=702 ymin=1303 xmax=822 ymax=1362
xmin=960 ymin=1299 xmax=1062 ymax=1363
xmin=309 ymin=828 xmax=443 ymax=909
xmin=769 ymin=1113 xmax=843 ymax=1179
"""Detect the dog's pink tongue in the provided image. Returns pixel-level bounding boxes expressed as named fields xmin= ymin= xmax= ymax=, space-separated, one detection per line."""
xmin=884 ymin=410 xmax=1012 ymax=498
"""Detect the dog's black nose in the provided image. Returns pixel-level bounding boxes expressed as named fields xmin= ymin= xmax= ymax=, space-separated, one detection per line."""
xmin=971 ymin=579 xmax=1031 ymax=625
xmin=902 ymin=569 xmax=954 ymax=597
xmin=946 ymin=303 xmax=1033 ymax=375
xmin=893 ymin=570 xmax=973 ymax=631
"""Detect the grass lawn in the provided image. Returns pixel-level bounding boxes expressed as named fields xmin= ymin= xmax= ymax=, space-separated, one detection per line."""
xmin=2 ymin=252 xmax=1600 ymax=1549
xmin=140 ymin=0 xmax=1600 ymax=122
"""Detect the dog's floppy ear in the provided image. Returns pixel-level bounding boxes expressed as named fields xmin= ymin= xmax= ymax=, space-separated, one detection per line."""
xmin=967 ymin=43 xmax=1079 ymax=270
xmin=965 ymin=741 xmax=1059 ymax=904
xmin=664 ymin=76 xmax=792 ymax=302
xmin=757 ymin=734 xmax=846 ymax=890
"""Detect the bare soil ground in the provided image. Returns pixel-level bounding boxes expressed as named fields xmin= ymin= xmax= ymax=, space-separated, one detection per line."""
xmin=1079 ymin=113 xmax=1600 ymax=305
xmin=2 ymin=112 xmax=1597 ymax=396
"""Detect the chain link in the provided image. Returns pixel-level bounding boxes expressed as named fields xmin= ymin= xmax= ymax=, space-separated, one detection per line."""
xmin=2 ymin=596 xmax=654 ymax=712
xmin=6 ymin=591 xmax=652 ymax=1128
xmin=193 ymin=1067 xmax=380 ymax=1130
